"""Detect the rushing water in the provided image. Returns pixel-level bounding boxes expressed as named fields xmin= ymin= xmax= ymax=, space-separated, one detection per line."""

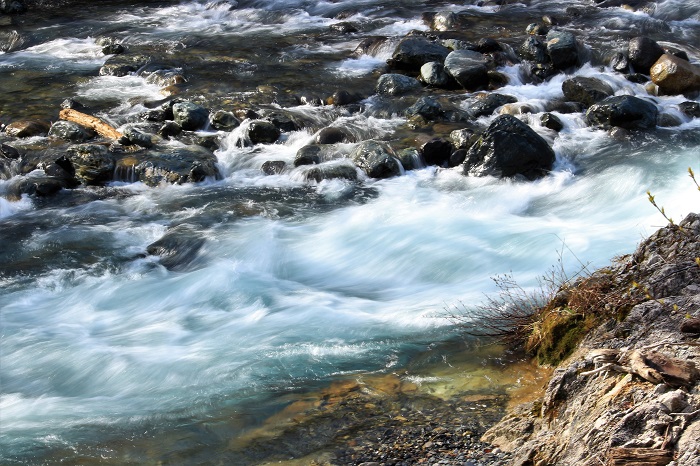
xmin=1 ymin=0 xmax=699 ymax=463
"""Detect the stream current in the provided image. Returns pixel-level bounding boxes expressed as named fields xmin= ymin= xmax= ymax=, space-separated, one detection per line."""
xmin=1 ymin=0 xmax=699 ymax=463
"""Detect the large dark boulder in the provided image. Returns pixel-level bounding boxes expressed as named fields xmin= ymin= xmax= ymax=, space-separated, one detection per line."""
xmin=294 ymin=144 xmax=323 ymax=167
xmin=147 ymin=224 xmax=205 ymax=271
xmin=315 ymin=126 xmax=354 ymax=144
xmin=520 ymin=36 xmax=549 ymax=63
xmin=406 ymin=96 xmax=444 ymax=120
xmin=133 ymin=145 xmax=220 ymax=186
xmin=376 ymin=73 xmax=422 ymax=96
xmin=48 ymin=120 xmax=95 ymax=142
xmin=390 ymin=37 xmax=450 ymax=70
xmin=244 ymin=120 xmax=281 ymax=145
xmin=66 ymin=144 xmax=116 ymax=185
xmin=467 ymin=93 xmax=518 ymax=118
xmin=463 ymin=115 xmax=556 ymax=180
xmin=546 ymin=30 xmax=580 ymax=71
xmin=585 ymin=95 xmax=658 ymax=130
xmin=650 ymin=54 xmax=700 ymax=95
xmin=172 ymin=102 xmax=209 ymax=131
xmin=444 ymin=50 xmax=489 ymax=90
xmin=628 ymin=37 xmax=664 ymax=75
xmin=350 ymin=140 xmax=402 ymax=179
xmin=562 ymin=76 xmax=615 ymax=107
xmin=420 ymin=138 xmax=453 ymax=167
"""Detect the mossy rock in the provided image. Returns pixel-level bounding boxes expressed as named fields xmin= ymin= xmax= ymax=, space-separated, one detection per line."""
xmin=530 ymin=310 xmax=593 ymax=366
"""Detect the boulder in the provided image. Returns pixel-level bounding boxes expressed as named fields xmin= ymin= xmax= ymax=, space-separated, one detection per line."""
xmin=315 ymin=127 xmax=353 ymax=144
xmin=0 ymin=142 xmax=20 ymax=159
xmin=444 ymin=50 xmax=489 ymax=90
xmin=678 ymin=101 xmax=700 ymax=118
xmin=420 ymin=138 xmax=453 ymax=167
xmin=406 ymin=96 xmax=444 ymax=120
xmin=245 ymin=120 xmax=281 ymax=145
xmin=519 ymin=36 xmax=549 ymax=63
xmin=430 ymin=11 xmax=459 ymax=31
xmin=610 ymin=52 xmax=630 ymax=73
xmin=376 ymin=73 xmax=422 ymax=96
xmin=467 ymin=93 xmax=518 ymax=118
xmin=66 ymin=144 xmax=116 ymax=185
xmin=350 ymin=140 xmax=402 ymax=179
xmin=294 ymin=144 xmax=323 ymax=167
xmin=546 ymin=30 xmax=580 ymax=70
xmin=133 ymin=145 xmax=220 ymax=186
xmin=209 ymin=110 xmax=240 ymax=131
xmin=120 ymin=125 xmax=155 ymax=148
xmin=541 ymin=112 xmax=564 ymax=131
xmin=449 ymin=149 xmax=467 ymax=167
xmin=450 ymin=128 xmax=476 ymax=149
xmin=420 ymin=61 xmax=452 ymax=87
xmin=396 ymin=148 xmax=423 ymax=171
xmin=650 ymin=54 xmax=700 ymax=95
xmin=303 ymin=162 xmax=358 ymax=183
xmin=172 ymin=102 xmax=209 ymax=131
xmin=586 ymin=95 xmax=658 ymax=130
xmin=5 ymin=120 xmax=50 ymax=138
xmin=463 ymin=114 xmax=556 ymax=180
xmin=99 ymin=54 xmax=151 ymax=77
xmin=390 ymin=37 xmax=450 ymax=70
xmin=628 ymin=37 xmax=664 ymax=75
xmin=261 ymin=160 xmax=286 ymax=175
xmin=48 ymin=120 xmax=95 ymax=142
xmin=147 ymin=224 xmax=205 ymax=271
xmin=562 ymin=76 xmax=615 ymax=107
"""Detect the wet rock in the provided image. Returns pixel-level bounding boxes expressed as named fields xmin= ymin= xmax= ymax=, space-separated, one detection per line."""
xmin=294 ymin=144 xmax=323 ymax=167
xmin=5 ymin=120 xmax=50 ymax=138
xmin=444 ymin=50 xmax=489 ymax=90
xmin=142 ymin=67 xmax=186 ymax=88
xmin=0 ymin=142 xmax=20 ymax=159
xmin=261 ymin=111 xmax=301 ymax=133
xmin=420 ymin=61 xmax=452 ymax=87
xmin=657 ymin=112 xmax=682 ymax=127
xmin=261 ymin=160 xmax=286 ymax=175
xmin=405 ymin=96 xmax=444 ymax=120
xmin=626 ymin=72 xmax=650 ymax=84
xmin=159 ymin=121 xmax=182 ymax=138
xmin=102 ymin=43 xmax=124 ymax=55
xmin=420 ymin=137 xmax=453 ymax=167
xmin=390 ymin=36 xmax=450 ymax=70
xmin=99 ymin=54 xmax=151 ymax=77
xmin=430 ymin=10 xmax=459 ymax=31
xmin=610 ymin=52 xmax=630 ymax=73
xmin=526 ymin=23 xmax=549 ymax=36
xmin=650 ymin=54 xmax=700 ymax=95
xmin=330 ymin=21 xmax=358 ymax=34
xmin=172 ymin=102 xmax=209 ymax=131
xmin=467 ymin=93 xmax=518 ymax=118
xmin=679 ymin=101 xmax=700 ymax=118
xmin=0 ymin=28 xmax=23 ymax=52
xmin=328 ymin=89 xmax=363 ymax=106
xmin=12 ymin=176 xmax=66 ymax=197
xmin=546 ymin=30 xmax=580 ymax=70
xmin=120 ymin=125 xmax=155 ymax=148
xmin=147 ymin=224 xmax=205 ymax=271
xmin=0 ymin=0 xmax=26 ymax=13
xmin=520 ymin=36 xmax=549 ymax=63
xmin=350 ymin=140 xmax=402 ymax=179
xmin=245 ymin=120 xmax=281 ymax=145
xmin=66 ymin=144 xmax=116 ymax=185
xmin=541 ymin=112 xmax=564 ymax=131
xmin=586 ymin=95 xmax=658 ymax=130
xmin=303 ymin=162 xmax=358 ymax=183
xmin=134 ymin=145 xmax=219 ymax=186
xmin=396 ymin=147 xmax=423 ymax=171
xmin=562 ymin=76 xmax=615 ymax=107
xmin=60 ymin=98 xmax=90 ymax=112
xmin=463 ymin=114 xmax=556 ymax=180
xmin=450 ymin=128 xmax=476 ymax=149
xmin=449 ymin=148 xmax=467 ymax=167
xmin=477 ymin=37 xmax=502 ymax=54
xmin=315 ymin=127 xmax=353 ymax=144
xmin=376 ymin=73 xmax=422 ymax=96
xmin=209 ymin=110 xmax=240 ymax=131
xmin=628 ymin=36 xmax=665 ymax=75
xmin=352 ymin=36 xmax=388 ymax=57
xmin=48 ymin=120 xmax=95 ymax=142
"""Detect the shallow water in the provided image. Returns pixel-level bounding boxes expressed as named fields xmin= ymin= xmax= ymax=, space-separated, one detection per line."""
xmin=1 ymin=0 xmax=699 ymax=463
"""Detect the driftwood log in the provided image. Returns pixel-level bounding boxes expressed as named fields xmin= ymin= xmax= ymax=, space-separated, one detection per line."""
xmin=607 ymin=447 xmax=672 ymax=466
xmin=59 ymin=108 xmax=122 ymax=139
xmin=582 ymin=348 xmax=699 ymax=388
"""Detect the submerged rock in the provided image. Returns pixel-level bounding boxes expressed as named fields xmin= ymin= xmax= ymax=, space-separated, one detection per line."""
xmin=302 ymin=162 xmax=358 ymax=183
xmin=350 ymin=140 xmax=402 ymax=179
xmin=99 ymin=53 xmax=151 ymax=77
xmin=463 ymin=115 xmax=555 ymax=180
xmin=586 ymin=95 xmax=658 ymax=130
xmin=147 ymin=224 xmax=205 ymax=271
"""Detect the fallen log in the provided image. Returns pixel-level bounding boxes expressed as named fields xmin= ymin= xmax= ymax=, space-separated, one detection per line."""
xmin=59 ymin=108 xmax=122 ymax=139
xmin=607 ymin=447 xmax=672 ymax=466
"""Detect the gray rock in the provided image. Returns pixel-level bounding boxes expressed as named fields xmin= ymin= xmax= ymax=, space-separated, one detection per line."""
xmin=406 ymin=96 xmax=444 ymax=120
xmin=134 ymin=145 xmax=220 ymax=186
xmin=261 ymin=160 xmax=286 ymax=175
xmin=66 ymin=144 xmax=116 ymax=185
xmin=120 ymin=125 xmax=155 ymax=148
xmin=376 ymin=74 xmax=422 ymax=96
xmin=396 ymin=147 xmax=423 ymax=171
xmin=540 ymin=113 xmax=564 ymax=131
xmin=586 ymin=95 xmax=658 ymax=130
xmin=679 ymin=101 xmax=700 ymax=118
xmin=303 ymin=162 xmax=358 ymax=182
xmin=519 ymin=36 xmax=549 ymax=63
xmin=467 ymin=93 xmax=518 ymax=118
xmin=99 ymin=54 xmax=151 ymax=77
xmin=464 ymin=115 xmax=556 ymax=180
xmin=450 ymin=129 xmax=477 ymax=149
xmin=245 ymin=120 xmax=281 ymax=145
xmin=48 ymin=120 xmax=95 ymax=142
xmin=350 ymin=140 xmax=402 ymax=179
xmin=172 ymin=102 xmax=209 ymax=131
xmin=420 ymin=61 xmax=452 ymax=88
xmin=444 ymin=50 xmax=489 ymax=90
xmin=209 ymin=110 xmax=240 ymax=131
xmin=391 ymin=37 xmax=450 ymax=70
xmin=546 ymin=30 xmax=580 ymax=70
xmin=562 ymin=76 xmax=615 ymax=107
xmin=294 ymin=144 xmax=323 ymax=167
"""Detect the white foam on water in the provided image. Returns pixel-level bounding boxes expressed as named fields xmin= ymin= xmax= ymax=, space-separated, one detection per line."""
xmin=0 ymin=37 xmax=104 ymax=70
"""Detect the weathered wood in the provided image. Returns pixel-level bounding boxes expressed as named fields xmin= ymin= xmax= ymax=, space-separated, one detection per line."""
xmin=607 ymin=447 xmax=672 ymax=466
xmin=59 ymin=108 xmax=122 ymax=139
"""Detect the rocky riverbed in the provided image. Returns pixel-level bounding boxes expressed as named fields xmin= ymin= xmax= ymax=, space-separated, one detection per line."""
xmin=1 ymin=0 xmax=699 ymax=464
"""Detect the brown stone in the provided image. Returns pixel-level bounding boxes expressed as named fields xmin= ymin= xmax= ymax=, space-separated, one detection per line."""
xmin=607 ymin=447 xmax=672 ymax=466
xmin=680 ymin=317 xmax=700 ymax=334
xmin=650 ymin=54 xmax=700 ymax=95
xmin=4 ymin=120 xmax=50 ymax=138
